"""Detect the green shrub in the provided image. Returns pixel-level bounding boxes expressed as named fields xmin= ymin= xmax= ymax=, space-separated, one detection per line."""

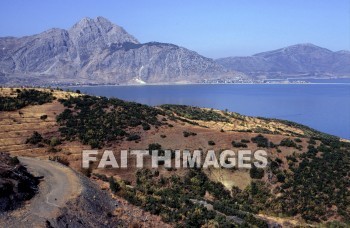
xmin=26 ymin=131 xmax=43 ymax=144
xmin=231 ymin=140 xmax=248 ymax=148
xmin=294 ymin=138 xmax=302 ymax=143
xmin=251 ymin=134 xmax=269 ymax=148
xmin=49 ymin=137 xmax=61 ymax=147
xmin=280 ymin=138 xmax=297 ymax=148
xmin=127 ymin=134 xmax=141 ymax=141
xmin=109 ymin=176 xmax=120 ymax=193
xmin=250 ymin=165 xmax=265 ymax=179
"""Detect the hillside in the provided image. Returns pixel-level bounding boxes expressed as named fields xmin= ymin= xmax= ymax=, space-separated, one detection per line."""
xmin=216 ymin=43 xmax=350 ymax=79
xmin=0 ymin=88 xmax=349 ymax=227
xmin=0 ymin=17 xmax=242 ymax=86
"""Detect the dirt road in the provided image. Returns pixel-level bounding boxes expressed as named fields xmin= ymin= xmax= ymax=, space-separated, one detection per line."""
xmin=0 ymin=157 xmax=82 ymax=227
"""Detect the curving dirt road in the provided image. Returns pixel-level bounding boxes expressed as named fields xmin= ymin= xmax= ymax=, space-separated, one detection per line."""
xmin=0 ymin=157 xmax=82 ymax=227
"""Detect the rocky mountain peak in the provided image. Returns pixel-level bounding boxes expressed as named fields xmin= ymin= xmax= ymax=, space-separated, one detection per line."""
xmin=69 ymin=17 xmax=139 ymax=46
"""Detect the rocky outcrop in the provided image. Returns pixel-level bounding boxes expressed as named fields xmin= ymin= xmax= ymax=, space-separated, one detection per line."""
xmin=0 ymin=17 xmax=241 ymax=85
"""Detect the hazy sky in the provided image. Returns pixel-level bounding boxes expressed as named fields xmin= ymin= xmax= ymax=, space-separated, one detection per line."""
xmin=1 ymin=0 xmax=349 ymax=58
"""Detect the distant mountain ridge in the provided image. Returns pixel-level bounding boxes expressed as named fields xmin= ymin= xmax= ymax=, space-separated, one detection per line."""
xmin=216 ymin=43 xmax=350 ymax=79
xmin=0 ymin=17 xmax=241 ymax=85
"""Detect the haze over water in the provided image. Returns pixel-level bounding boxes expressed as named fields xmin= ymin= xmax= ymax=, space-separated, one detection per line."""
xmin=68 ymin=84 xmax=350 ymax=139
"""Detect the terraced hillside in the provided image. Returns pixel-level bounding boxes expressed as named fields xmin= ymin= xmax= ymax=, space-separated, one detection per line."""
xmin=0 ymin=88 xmax=349 ymax=227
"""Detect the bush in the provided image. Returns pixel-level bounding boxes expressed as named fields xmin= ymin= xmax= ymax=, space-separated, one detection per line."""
xmin=142 ymin=123 xmax=151 ymax=131
xmin=276 ymin=172 xmax=286 ymax=183
xmin=40 ymin=115 xmax=48 ymax=120
xmin=183 ymin=131 xmax=197 ymax=137
xmin=280 ymin=138 xmax=297 ymax=148
xmin=49 ymin=137 xmax=61 ymax=147
xmin=308 ymin=138 xmax=316 ymax=145
xmin=251 ymin=135 xmax=269 ymax=148
xmin=208 ymin=140 xmax=216 ymax=146
xmin=232 ymin=140 xmax=248 ymax=148
xmin=94 ymin=173 xmax=109 ymax=182
xmin=127 ymin=134 xmax=141 ymax=141
xmin=294 ymin=138 xmax=302 ymax=143
xmin=148 ymin=143 xmax=162 ymax=151
xmin=26 ymin=131 xmax=43 ymax=144
xmin=109 ymin=176 xmax=120 ymax=193
xmin=250 ymin=165 xmax=265 ymax=179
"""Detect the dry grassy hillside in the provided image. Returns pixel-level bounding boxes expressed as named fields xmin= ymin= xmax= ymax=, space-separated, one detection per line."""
xmin=0 ymin=87 xmax=349 ymax=227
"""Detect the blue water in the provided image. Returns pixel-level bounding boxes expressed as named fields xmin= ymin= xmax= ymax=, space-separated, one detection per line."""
xmin=66 ymin=84 xmax=350 ymax=139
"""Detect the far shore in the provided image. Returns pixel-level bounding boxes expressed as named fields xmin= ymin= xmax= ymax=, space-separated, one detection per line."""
xmin=59 ymin=81 xmax=350 ymax=88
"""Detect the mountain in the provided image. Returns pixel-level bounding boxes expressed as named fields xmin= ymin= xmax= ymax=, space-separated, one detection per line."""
xmin=216 ymin=43 xmax=350 ymax=79
xmin=0 ymin=17 xmax=241 ymax=85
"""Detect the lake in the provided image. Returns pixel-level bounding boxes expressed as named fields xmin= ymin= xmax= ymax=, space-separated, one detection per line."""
xmin=66 ymin=84 xmax=350 ymax=139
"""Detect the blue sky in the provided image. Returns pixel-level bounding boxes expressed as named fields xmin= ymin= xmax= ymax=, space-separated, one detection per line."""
xmin=1 ymin=0 xmax=349 ymax=58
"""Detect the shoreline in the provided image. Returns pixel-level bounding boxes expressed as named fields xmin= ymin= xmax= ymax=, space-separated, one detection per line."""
xmin=60 ymin=82 xmax=350 ymax=88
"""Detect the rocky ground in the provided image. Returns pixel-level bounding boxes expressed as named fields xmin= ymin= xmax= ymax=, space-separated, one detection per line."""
xmin=0 ymin=153 xmax=39 ymax=212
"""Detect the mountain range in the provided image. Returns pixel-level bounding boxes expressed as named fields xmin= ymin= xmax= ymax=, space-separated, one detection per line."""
xmin=0 ymin=17 xmax=240 ymax=85
xmin=0 ymin=17 xmax=349 ymax=85
xmin=216 ymin=43 xmax=350 ymax=79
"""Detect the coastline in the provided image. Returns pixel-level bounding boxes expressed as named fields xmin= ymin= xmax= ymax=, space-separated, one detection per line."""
xmin=61 ymin=82 xmax=350 ymax=88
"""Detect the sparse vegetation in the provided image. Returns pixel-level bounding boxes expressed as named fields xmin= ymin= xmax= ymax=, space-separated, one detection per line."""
xmin=280 ymin=138 xmax=297 ymax=147
xmin=161 ymin=104 xmax=230 ymax=122
xmin=117 ymin=169 xmax=268 ymax=226
xmin=0 ymin=89 xmax=54 ymax=111
xmin=183 ymin=131 xmax=197 ymax=137
xmin=1 ymin=88 xmax=349 ymax=225
xmin=56 ymin=95 xmax=164 ymax=148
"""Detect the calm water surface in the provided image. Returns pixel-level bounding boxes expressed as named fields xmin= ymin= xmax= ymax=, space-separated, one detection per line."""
xmin=66 ymin=84 xmax=350 ymax=139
